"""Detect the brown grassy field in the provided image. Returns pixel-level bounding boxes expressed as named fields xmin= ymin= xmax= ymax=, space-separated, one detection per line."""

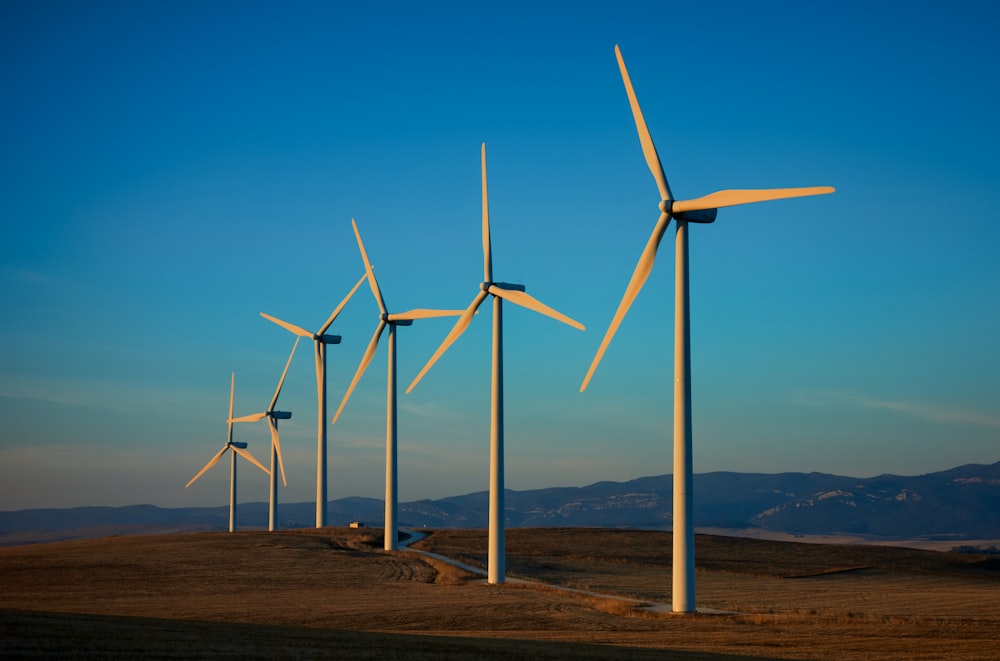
xmin=1 ymin=527 xmax=998 ymax=659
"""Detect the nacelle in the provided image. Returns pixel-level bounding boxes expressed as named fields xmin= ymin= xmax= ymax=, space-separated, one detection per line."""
xmin=320 ymin=334 xmax=342 ymax=344
xmin=674 ymin=208 xmax=717 ymax=223
xmin=272 ymin=411 xmax=292 ymax=420
xmin=491 ymin=281 xmax=526 ymax=292
xmin=231 ymin=441 xmax=248 ymax=449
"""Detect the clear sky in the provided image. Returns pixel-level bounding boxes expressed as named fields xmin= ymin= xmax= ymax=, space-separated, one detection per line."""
xmin=2 ymin=1 xmax=998 ymax=510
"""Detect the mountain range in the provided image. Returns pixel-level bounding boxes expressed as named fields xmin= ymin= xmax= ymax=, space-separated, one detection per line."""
xmin=2 ymin=462 xmax=999 ymax=546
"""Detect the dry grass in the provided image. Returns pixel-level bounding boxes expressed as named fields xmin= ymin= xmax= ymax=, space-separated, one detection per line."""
xmin=1 ymin=526 xmax=999 ymax=659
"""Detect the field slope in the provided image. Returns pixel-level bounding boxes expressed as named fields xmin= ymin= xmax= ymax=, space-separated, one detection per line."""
xmin=2 ymin=527 xmax=998 ymax=659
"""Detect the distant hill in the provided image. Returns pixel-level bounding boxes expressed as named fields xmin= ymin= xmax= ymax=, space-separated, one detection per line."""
xmin=2 ymin=462 xmax=999 ymax=545
xmin=399 ymin=462 xmax=1000 ymax=541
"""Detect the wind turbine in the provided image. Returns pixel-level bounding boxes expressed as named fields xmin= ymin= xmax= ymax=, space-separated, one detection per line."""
xmin=260 ymin=274 xmax=366 ymax=528
xmin=407 ymin=143 xmax=585 ymax=583
xmin=185 ymin=372 xmax=270 ymax=532
xmin=230 ymin=337 xmax=300 ymax=532
xmin=332 ymin=218 xmax=464 ymax=551
xmin=580 ymin=45 xmax=834 ymax=613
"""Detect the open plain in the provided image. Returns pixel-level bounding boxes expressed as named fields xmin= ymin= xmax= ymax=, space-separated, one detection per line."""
xmin=1 ymin=527 xmax=998 ymax=659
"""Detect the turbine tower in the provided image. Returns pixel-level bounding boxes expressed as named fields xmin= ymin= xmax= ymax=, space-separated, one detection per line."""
xmin=580 ymin=45 xmax=834 ymax=613
xmin=260 ymin=274 xmax=366 ymax=528
xmin=407 ymin=143 xmax=585 ymax=583
xmin=231 ymin=337 xmax=299 ymax=532
xmin=185 ymin=372 xmax=270 ymax=532
xmin=332 ymin=218 xmax=463 ymax=551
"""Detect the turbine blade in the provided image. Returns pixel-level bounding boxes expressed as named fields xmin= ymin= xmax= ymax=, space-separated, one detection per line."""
xmin=227 ymin=373 xmax=235 ymax=445
xmin=581 ymin=210 xmax=671 ymax=392
xmin=260 ymin=312 xmax=313 ymax=339
xmin=314 ymin=340 xmax=324 ymax=407
xmin=481 ymin=143 xmax=493 ymax=283
xmin=351 ymin=219 xmax=388 ymax=317
xmin=332 ymin=320 xmax=386 ymax=425
xmin=229 ymin=412 xmax=267 ymax=423
xmin=671 ymin=186 xmax=836 ymax=214
xmin=269 ymin=418 xmax=287 ymax=487
xmin=269 ymin=337 xmax=300 ymax=412
xmin=319 ymin=271 xmax=368 ymax=336
xmin=407 ymin=290 xmax=488 ymax=393
xmin=615 ymin=45 xmax=672 ymax=202
xmin=389 ymin=308 xmax=466 ymax=321
xmin=488 ymin=285 xmax=585 ymax=331
xmin=232 ymin=445 xmax=270 ymax=475
xmin=185 ymin=446 xmax=229 ymax=488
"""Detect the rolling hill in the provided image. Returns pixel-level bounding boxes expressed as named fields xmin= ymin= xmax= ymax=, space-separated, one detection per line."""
xmin=2 ymin=462 xmax=998 ymax=545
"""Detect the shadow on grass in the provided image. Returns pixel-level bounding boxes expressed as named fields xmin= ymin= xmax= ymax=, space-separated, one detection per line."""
xmin=1 ymin=609 xmax=791 ymax=660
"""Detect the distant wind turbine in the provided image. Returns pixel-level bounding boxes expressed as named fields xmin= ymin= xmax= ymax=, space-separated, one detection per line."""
xmin=230 ymin=338 xmax=299 ymax=532
xmin=185 ymin=372 xmax=269 ymax=532
xmin=580 ymin=45 xmax=834 ymax=613
xmin=332 ymin=218 xmax=464 ymax=551
xmin=260 ymin=274 xmax=366 ymax=528
xmin=407 ymin=143 xmax=585 ymax=583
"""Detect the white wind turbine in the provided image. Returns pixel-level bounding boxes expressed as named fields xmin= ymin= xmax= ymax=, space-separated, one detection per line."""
xmin=332 ymin=218 xmax=464 ymax=551
xmin=230 ymin=337 xmax=300 ymax=532
xmin=260 ymin=274 xmax=366 ymax=528
xmin=407 ymin=143 xmax=585 ymax=583
xmin=185 ymin=372 xmax=270 ymax=532
xmin=580 ymin=45 xmax=834 ymax=613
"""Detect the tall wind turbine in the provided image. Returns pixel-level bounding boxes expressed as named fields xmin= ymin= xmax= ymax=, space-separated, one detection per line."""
xmin=260 ymin=274 xmax=366 ymax=528
xmin=185 ymin=372 xmax=270 ymax=532
xmin=332 ymin=218 xmax=464 ymax=551
xmin=580 ymin=45 xmax=834 ymax=613
xmin=407 ymin=143 xmax=585 ymax=583
xmin=231 ymin=337 xmax=299 ymax=532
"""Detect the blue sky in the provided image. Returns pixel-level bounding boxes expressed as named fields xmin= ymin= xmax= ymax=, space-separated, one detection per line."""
xmin=2 ymin=1 xmax=998 ymax=510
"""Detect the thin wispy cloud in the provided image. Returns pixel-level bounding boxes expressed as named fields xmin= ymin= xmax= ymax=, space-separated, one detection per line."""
xmin=795 ymin=390 xmax=1000 ymax=430
xmin=326 ymin=429 xmax=383 ymax=452
xmin=399 ymin=400 xmax=463 ymax=421
xmin=858 ymin=397 xmax=1000 ymax=430
xmin=1 ymin=266 xmax=71 ymax=289
xmin=0 ymin=374 xmax=212 ymax=419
